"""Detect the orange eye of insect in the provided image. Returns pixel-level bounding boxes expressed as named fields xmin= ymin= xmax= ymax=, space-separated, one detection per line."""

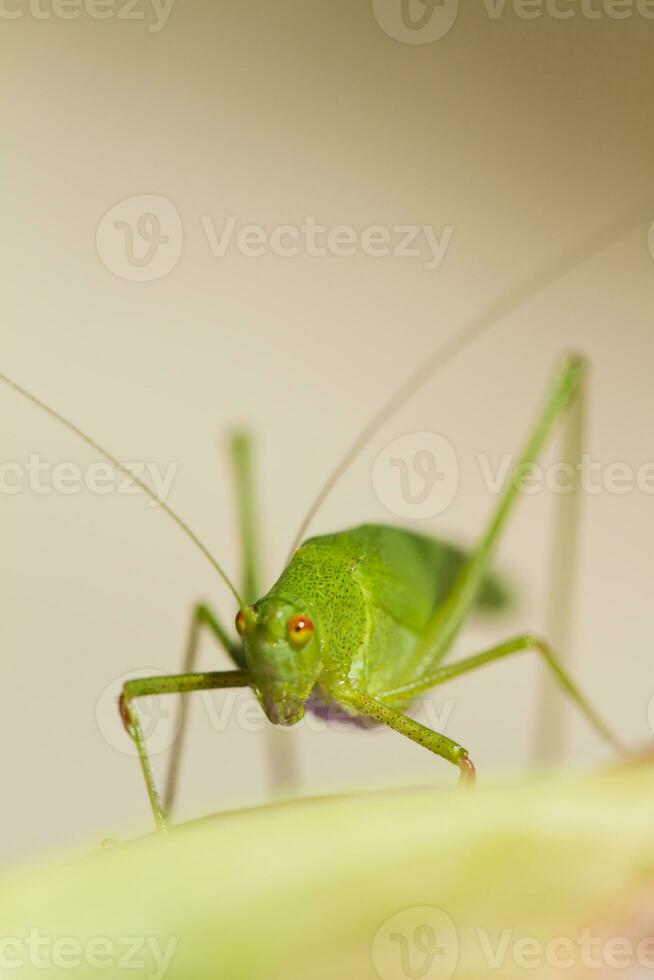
xmin=235 ymin=610 xmax=247 ymax=636
xmin=287 ymin=614 xmax=314 ymax=648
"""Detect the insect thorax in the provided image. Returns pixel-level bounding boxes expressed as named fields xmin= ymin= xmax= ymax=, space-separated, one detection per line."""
xmin=266 ymin=536 xmax=367 ymax=675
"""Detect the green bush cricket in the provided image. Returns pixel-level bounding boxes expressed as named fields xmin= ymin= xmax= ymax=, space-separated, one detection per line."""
xmin=4 ymin=208 xmax=644 ymax=834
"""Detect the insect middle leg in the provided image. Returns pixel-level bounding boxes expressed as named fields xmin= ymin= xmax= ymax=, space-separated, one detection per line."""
xmin=119 ymin=669 xmax=250 ymax=832
xmin=163 ymin=604 xmax=244 ymax=817
xmin=379 ymin=634 xmax=625 ymax=753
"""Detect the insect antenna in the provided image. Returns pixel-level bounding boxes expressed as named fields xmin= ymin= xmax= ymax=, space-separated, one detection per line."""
xmin=288 ymin=200 xmax=651 ymax=557
xmin=0 ymin=371 xmax=243 ymax=606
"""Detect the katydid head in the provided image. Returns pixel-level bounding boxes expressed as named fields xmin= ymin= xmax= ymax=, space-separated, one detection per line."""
xmin=235 ymin=599 xmax=321 ymax=726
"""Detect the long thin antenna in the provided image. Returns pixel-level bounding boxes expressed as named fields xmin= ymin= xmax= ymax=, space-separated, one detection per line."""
xmin=288 ymin=201 xmax=651 ymax=557
xmin=1 ymin=372 xmax=243 ymax=607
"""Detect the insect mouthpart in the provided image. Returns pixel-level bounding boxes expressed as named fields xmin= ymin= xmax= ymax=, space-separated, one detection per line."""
xmin=261 ymin=695 xmax=304 ymax=727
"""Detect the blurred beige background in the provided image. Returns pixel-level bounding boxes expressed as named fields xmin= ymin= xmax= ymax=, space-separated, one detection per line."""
xmin=3 ymin=0 xmax=654 ymax=862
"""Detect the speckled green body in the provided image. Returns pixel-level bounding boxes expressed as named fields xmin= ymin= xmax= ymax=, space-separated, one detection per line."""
xmin=4 ymin=355 xmax=624 ymax=830
xmin=243 ymin=523 xmax=504 ymax=723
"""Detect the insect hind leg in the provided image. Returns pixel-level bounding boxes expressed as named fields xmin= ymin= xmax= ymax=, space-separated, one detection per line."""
xmin=410 ymin=353 xmax=587 ymax=673
xmin=535 ymin=362 xmax=585 ymax=764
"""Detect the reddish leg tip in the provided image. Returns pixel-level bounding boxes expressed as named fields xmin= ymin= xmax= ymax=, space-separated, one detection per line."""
xmin=458 ymin=755 xmax=476 ymax=786
xmin=118 ymin=693 xmax=132 ymax=734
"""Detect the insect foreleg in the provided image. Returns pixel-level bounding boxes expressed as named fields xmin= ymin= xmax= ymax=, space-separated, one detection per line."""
xmin=164 ymin=605 xmax=244 ymax=818
xmin=119 ymin=670 xmax=250 ymax=832
xmin=413 ymin=353 xmax=586 ymax=671
xmin=335 ymin=688 xmax=476 ymax=785
xmin=379 ymin=635 xmax=625 ymax=755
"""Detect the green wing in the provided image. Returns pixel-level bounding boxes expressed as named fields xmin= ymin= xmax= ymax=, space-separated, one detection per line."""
xmin=337 ymin=523 xmax=510 ymax=636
